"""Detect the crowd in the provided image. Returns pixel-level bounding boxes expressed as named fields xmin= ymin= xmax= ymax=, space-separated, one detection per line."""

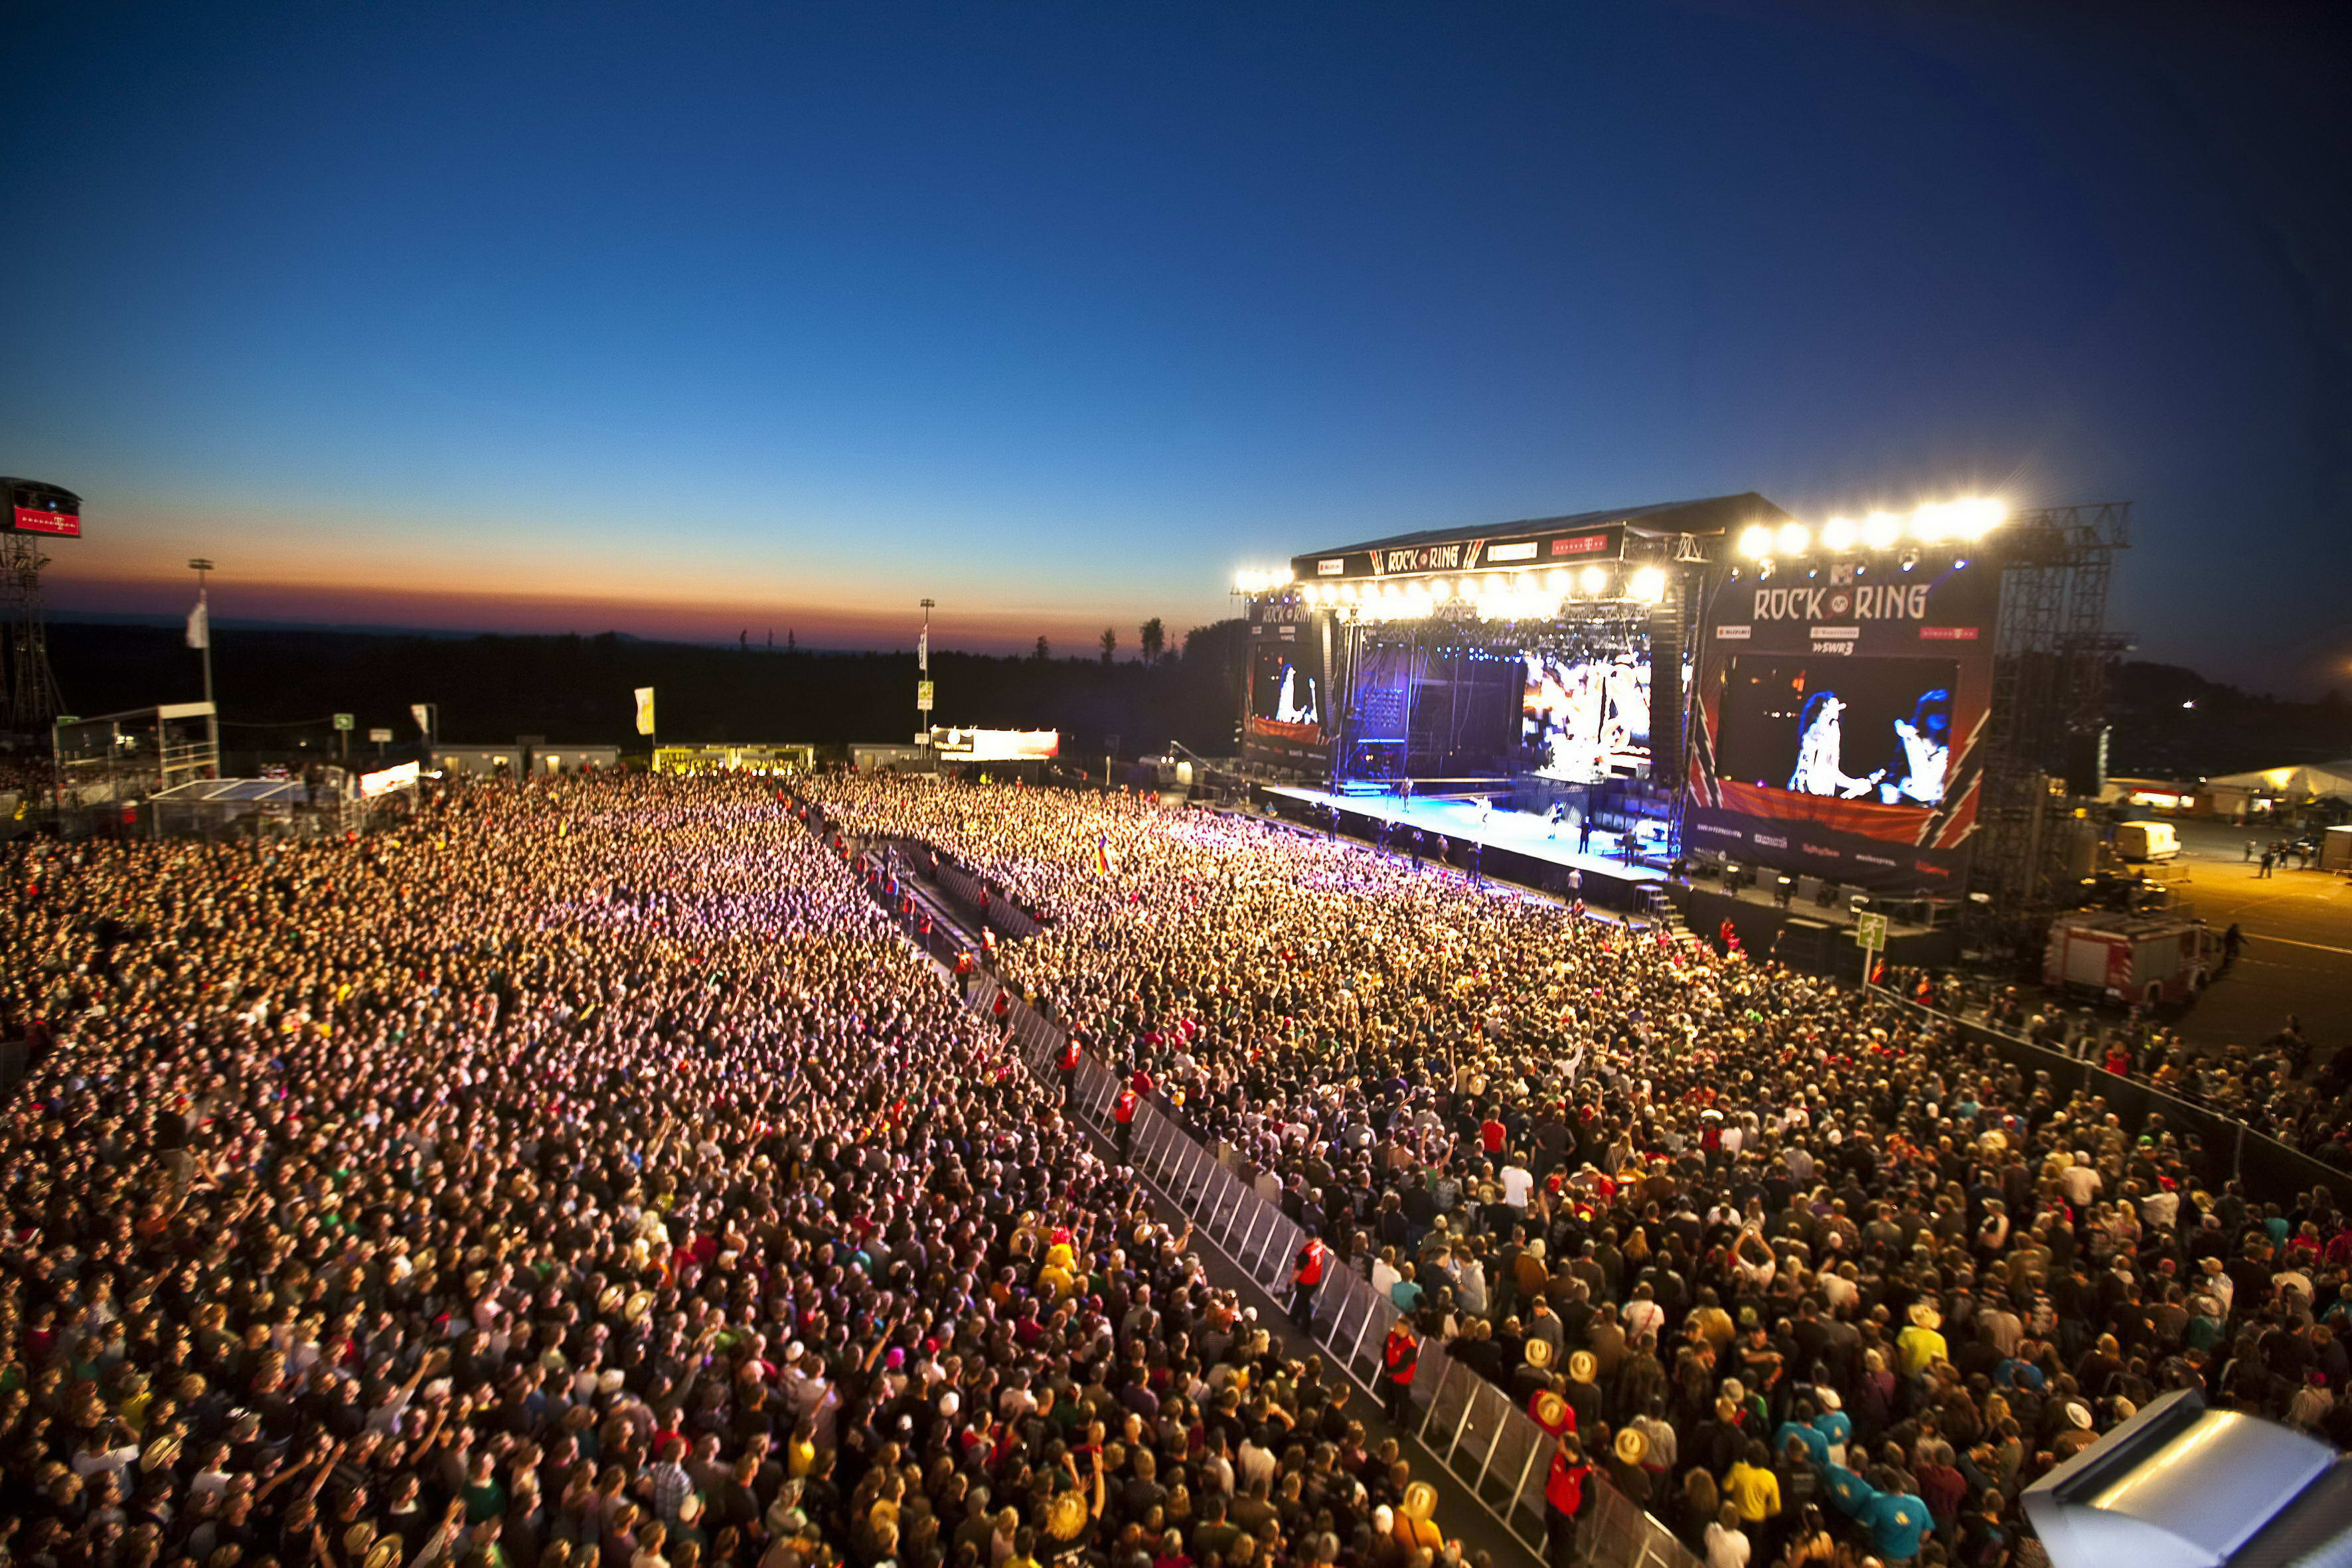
xmin=0 ymin=776 xmax=1491 ymax=1568
xmin=801 ymin=775 xmax=2352 ymax=1568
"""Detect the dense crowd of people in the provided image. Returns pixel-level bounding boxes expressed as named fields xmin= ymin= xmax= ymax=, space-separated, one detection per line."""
xmin=2 ymin=777 xmax=1499 ymax=1568
xmin=801 ymin=775 xmax=2352 ymax=1568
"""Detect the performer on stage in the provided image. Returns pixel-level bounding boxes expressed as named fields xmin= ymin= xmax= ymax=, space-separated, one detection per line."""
xmin=1788 ymin=691 xmax=1883 ymax=799
xmin=1878 ymin=687 xmax=1952 ymax=807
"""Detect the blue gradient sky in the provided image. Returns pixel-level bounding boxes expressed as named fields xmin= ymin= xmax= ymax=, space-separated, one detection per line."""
xmin=6 ymin=2 xmax=2349 ymax=686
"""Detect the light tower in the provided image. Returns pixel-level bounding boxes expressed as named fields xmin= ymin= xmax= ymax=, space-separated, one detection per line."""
xmin=0 ymin=479 xmax=80 ymax=734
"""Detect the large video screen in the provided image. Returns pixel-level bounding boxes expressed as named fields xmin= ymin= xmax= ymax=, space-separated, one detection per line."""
xmin=1250 ymin=639 xmax=1325 ymax=740
xmin=1522 ymin=653 xmax=1652 ymax=782
xmin=1716 ymin=656 xmax=1958 ymax=809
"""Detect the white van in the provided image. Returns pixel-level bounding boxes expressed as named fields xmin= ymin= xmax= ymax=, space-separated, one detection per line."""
xmin=2115 ymin=820 xmax=2180 ymax=863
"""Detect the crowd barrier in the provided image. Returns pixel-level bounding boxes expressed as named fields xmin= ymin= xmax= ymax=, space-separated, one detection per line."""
xmin=967 ymin=973 xmax=1700 ymax=1568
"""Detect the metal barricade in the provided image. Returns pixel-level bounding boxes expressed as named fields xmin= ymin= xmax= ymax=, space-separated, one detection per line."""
xmin=957 ymin=971 xmax=1699 ymax=1568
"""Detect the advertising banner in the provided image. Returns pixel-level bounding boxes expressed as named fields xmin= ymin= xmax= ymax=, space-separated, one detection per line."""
xmin=1688 ymin=558 xmax=1998 ymax=891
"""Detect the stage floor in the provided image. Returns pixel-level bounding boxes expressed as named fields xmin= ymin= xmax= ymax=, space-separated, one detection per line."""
xmin=1262 ymin=785 xmax=1669 ymax=885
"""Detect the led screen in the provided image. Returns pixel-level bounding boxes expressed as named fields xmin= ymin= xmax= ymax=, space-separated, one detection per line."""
xmin=1251 ymin=640 xmax=1325 ymax=740
xmin=1715 ymin=656 xmax=1958 ymax=809
xmin=1522 ymin=653 xmax=1652 ymax=782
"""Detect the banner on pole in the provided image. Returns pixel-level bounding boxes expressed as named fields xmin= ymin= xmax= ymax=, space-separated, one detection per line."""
xmin=185 ymin=595 xmax=208 ymax=650
xmin=634 ymin=687 xmax=656 ymax=737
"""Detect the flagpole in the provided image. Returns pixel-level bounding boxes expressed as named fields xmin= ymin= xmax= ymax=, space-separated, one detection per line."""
xmin=189 ymin=558 xmax=217 ymax=774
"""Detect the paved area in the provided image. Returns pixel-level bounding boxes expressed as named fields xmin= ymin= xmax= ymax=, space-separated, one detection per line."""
xmin=2157 ymin=817 xmax=2352 ymax=1050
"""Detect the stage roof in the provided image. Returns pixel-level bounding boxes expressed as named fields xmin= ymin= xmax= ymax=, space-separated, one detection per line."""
xmin=1299 ymin=492 xmax=1793 ymax=560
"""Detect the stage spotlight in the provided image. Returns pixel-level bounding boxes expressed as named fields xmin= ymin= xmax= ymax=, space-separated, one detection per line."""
xmin=1737 ymin=524 xmax=1774 ymax=560
xmin=1776 ymin=522 xmax=1810 ymax=555
xmin=1579 ymin=564 xmax=1608 ymax=594
xmin=1861 ymin=512 xmax=1903 ymax=549
xmin=1953 ymin=497 xmax=2005 ymax=539
xmin=1900 ymin=548 xmax=1920 ymax=571
xmin=1757 ymin=559 xmax=1774 ymax=581
xmin=1820 ymin=516 xmax=1857 ymax=551
xmin=1911 ymin=503 xmax=1953 ymax=544
xmin=1542 ymin=569 xmax=1563 ymax=593
xmin=1630 ymin=566 xmax=1666 ymax=603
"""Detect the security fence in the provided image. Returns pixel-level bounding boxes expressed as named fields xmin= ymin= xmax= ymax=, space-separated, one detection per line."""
xmin=966 ymin=974 xmax=1701 ymax=1568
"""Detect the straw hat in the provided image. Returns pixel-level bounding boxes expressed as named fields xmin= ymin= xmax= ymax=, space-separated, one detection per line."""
xmin=1614 ymin=1428 xmax=1648 ymax=1466
xmin=1047 ymin=1490 xmax=1088 ymax=1538
xmin=1533 ymin=1391 xmax=1569 ymax=1432
xmin=1567 ymin=1350 xmax=1597 ymax=1384
xmin=1907 ymin=1302 xmax=1941 ymax=1330
xmin=1525 ymin=1338 xmax=1554 ymax=1370
xmin=1815 ymin=1387 xmax=1841 ymax=1412
xmin=1400 ymin=1482 xmax=1439 ymax=1522
xmin=365 ymin=1541 xmax=403 ymax=1568
xmin=597 ymin=1285 xmax=625 ymax=1314
xmin=2065 ymin=1401 xmax=2092 ymax=1429
xmin=623 ymin=1290 xmax=654 ymax=1324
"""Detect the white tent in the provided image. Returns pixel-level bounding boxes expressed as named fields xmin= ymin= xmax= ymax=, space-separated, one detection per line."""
xmin=2203 ymin=759 xmax=2352 ymax=803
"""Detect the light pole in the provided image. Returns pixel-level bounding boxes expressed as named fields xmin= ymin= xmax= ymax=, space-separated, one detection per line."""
xmin=919 ymin=598 xmax=935 ymax=771
xmin=189 ymin=558 xmax=218 ymax=772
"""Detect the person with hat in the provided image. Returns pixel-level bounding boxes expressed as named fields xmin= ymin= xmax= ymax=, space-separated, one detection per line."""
xmin=1898 ymin=1302 xmax=1947 ymax=1380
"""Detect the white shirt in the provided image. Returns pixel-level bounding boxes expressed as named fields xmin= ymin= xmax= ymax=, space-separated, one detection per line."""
xmin=1705 ymin=1522 xmax=1752 ymax=1568
xmin=1501 ymin=1166 xmax=1535 ymax=1208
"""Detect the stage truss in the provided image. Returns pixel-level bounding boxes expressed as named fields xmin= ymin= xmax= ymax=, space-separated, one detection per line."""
xmin=1 ymin=533 xmax=63 ymax=734
xmin=1972 ymin=502 xmax=2130 ymax=921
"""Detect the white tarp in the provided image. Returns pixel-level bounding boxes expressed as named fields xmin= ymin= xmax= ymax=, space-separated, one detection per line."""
xmin=2204 ymin=759 xmax=2352 ymax=801
xmin=360 ymin=761 xmax=421 ymax=799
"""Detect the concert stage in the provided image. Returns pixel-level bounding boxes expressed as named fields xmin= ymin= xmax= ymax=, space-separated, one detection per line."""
xmin=1257 ymin=784 xmax=1671 ymax=910
xmin=1255 ymin=783 xmax=1962 ymax=975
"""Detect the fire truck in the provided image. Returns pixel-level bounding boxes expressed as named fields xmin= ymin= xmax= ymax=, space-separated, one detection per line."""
xmin=2043 ymin=911 xmax=2216 ymax=1007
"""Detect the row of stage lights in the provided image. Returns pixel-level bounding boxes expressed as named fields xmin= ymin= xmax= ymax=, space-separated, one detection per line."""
xmin=1735 ymin=498 xmax=2005 ymax=562
xmin=1233 ymin=563 xmax=1671 ymax=615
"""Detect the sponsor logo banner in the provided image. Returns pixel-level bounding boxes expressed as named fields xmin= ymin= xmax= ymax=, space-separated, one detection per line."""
xmin=1486 ymin=540 xmax=1538 ymax=563
xmin=10 ymin=506 xmax=80 ymax=537
xmin=1687 ymin=805 xmax=1966 ymax=894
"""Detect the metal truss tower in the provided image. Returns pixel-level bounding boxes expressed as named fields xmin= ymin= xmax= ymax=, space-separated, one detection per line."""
xmin=1 ymin=532 xmax=64 ymax=734
xmin=1972 ymin=503 xmax=2130 ymax=926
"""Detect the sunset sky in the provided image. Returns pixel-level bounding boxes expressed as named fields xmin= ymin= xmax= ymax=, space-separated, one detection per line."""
xmin=7 ymin=2 xmax=2349 ymax=685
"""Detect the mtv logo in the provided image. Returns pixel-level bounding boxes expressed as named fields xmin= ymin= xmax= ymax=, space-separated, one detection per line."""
xmin=1830 ymin=564 xmax=1855 ymax=586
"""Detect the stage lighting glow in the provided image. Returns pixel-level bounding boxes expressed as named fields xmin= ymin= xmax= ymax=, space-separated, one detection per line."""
xmin=1911 ymin=503 xmax=1953 ymax=543
xmin=1952 ymin=497 xmax=2005 ymax=539
xmin=1861 ymin=512 xmax=1903 ymax=549
xmin=1776 ymin=522 xmax=1810 ymax=555
xmin=1543 ymin=570 xmax=1563 ymax=592
xmin=1579 ymin=565 xmax=1608 ymax=594
xmin=1629 ymin=566 xmax=1666 ymax=603
xmin=1737 ymin=524 xmax=1774 ymax=560
xmin=1820 ymin=517 xmax=1857 ymax=551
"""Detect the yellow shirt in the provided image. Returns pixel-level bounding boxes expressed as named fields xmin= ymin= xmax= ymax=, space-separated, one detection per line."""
xmin=1723 ymin=1462 xmax=1780 ymax=1522
xmin=1897 ymin=1324 xmax=1948 ymax=1378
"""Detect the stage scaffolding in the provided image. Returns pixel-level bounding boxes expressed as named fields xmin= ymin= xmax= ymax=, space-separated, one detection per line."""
xmin=1972 ymin=503 xmax=2130 ymax=921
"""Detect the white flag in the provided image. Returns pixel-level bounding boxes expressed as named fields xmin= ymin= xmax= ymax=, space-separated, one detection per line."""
xmin=411 ymin=703 xmax=432 ymax=736
xmin=633 ymin=686 xmax=655 ymax=737
xmin=918 ymin=629 xmax=928 ymax=671
xmin=185 ymin=594 xmax=208 ymax=650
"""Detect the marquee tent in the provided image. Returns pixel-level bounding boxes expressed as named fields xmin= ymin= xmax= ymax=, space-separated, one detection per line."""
xmin=2203 ymin=760 xmax=2352 ymax=803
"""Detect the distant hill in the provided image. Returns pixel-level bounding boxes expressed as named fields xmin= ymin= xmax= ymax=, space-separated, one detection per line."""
xmin=43 ymin=619 xmax=1249 ymax=761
